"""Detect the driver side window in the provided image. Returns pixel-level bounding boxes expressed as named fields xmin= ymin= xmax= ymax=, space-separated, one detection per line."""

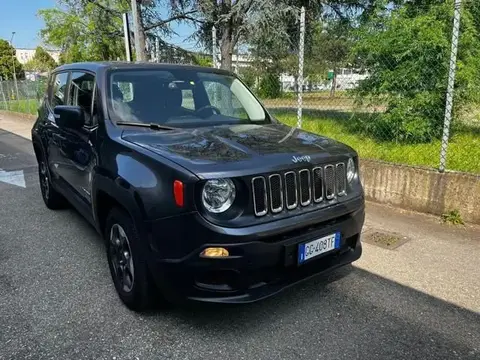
xmin=202 ymin=81 xmax=246 ymax=118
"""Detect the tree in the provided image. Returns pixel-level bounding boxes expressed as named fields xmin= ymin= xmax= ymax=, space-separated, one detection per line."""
xmin=238 ymin=0 xmax=372 ymax=88
xmin=39 ymin=0 xmax=129 ymax=63
xmin=0 ymin=39 xmax=24 ymax=80
xmin=311 ymin=21 xmax=352 ymax=97
xmin=39 ymin=0 xmax=197 ymax=63
xmin=193 ymin=53 xmax=213 ymax=66
xmin=194 ymin=0 xmax=296 ymax=71
xmin=352 ymin=0 xmax=480 ymax=143
xmin=24 ymin=46 xmax=57 ymax=72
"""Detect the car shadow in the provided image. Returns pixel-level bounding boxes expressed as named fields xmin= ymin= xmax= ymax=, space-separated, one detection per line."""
xmin=143 ymin=266 xmax=480 ymax=359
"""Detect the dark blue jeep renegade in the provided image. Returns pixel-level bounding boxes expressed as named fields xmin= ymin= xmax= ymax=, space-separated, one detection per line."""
xmin=31 ymin=62 xmax=364 ymax=311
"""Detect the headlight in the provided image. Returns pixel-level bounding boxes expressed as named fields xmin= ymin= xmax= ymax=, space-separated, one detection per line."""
xmin=347 ymin=158 xmax=356 ymax=183
xmin=202 ymin=178 xmax=236 ymax=213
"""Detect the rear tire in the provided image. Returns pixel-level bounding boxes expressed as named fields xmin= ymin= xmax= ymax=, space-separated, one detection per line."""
xmin=38 ymin=157 xmax=68 ymax=210
xmin=105 ymin=207 xmax=159 ymax=311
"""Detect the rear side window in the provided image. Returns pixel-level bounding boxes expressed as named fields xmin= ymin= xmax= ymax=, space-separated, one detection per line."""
xmin=50 ymin=72 xmax=69 ymax=108
xmin=68 ymin=72 xmax=97 ymax=126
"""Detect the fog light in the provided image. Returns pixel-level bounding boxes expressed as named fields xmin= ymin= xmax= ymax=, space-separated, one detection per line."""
xmin=201 ymin=247 xmax=229 ymax=257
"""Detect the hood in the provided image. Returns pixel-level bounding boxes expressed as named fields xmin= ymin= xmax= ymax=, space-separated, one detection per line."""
xmin=121 ymin=123 xmax=355 ymax=178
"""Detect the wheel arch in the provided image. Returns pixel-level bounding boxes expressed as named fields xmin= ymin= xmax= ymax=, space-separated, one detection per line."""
xmin=32 ymin=135 xmax=45 ymax=162
xmin=92 ymin=174 xmax=149 ymax=241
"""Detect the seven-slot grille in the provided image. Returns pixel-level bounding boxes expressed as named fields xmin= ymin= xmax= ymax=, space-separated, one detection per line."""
xmin=252 ymin=163 xmax=347 ymax=216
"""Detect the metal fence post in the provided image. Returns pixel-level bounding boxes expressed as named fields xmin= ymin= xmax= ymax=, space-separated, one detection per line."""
xmin=296 ymin=6 xmax=306 ymax=128
xmin=439 ymin=0 xmax=462 ymax=172
xmin=0 ymin=77 xmax=8 ymax=111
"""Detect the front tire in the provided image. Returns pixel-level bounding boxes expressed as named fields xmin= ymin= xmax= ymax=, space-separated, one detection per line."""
xmin=38 ymin=158 xmax=68 ymax=209
xmin=105 ymin=208 xmax=157 ymax=311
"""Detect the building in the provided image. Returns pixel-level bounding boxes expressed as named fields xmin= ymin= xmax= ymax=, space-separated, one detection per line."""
xmin=231 ymin=53 xmax=254 ymax=74
xmin=228 ymin=54 xmax=369 ymax=92
xmin=15 ymin=48 xmax=61 ymax=65
xmin=334 ymin=68 xmax=369 ymax=90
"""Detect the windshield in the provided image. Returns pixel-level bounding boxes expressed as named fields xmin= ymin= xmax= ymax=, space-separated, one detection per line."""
xmin=107 ymin=68 xmax=269 ymax=127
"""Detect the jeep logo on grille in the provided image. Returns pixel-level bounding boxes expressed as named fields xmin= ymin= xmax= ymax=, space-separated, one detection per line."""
xmin=292 ymin=155 xmax=311 ymax=163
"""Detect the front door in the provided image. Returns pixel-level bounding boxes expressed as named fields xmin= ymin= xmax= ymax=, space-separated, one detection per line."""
xmin=45 ymin=71 xmax=70 ymax=187
xmin=59 ymin=71 xmax=98 ymax=204
xmin=45 ymin=71 xmax=97 ymax=205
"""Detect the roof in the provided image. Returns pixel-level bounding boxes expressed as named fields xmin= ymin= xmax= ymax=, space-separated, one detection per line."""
xmin=53 ymin=61 xmax=233 ymax=75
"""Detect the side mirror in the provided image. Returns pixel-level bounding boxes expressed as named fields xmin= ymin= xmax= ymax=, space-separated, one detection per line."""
xmin=53 ymin=105 xmax=85 ymax=129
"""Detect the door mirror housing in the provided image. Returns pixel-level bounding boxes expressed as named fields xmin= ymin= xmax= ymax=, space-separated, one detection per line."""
xmin=54 ymin=105 xmax=85 ymax=129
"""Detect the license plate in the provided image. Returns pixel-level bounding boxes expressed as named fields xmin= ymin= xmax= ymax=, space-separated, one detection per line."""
xmin=298 ymin=232 xmax=340 ymax=264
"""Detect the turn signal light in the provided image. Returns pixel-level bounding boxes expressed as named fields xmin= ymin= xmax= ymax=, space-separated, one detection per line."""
xmin=201 ymin=247 xmax=229 ymax=258
xmin=173 ymin=180 xmax=184 ymax=207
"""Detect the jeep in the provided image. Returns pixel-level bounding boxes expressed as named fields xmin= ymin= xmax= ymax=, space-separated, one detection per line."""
xmin=31 ymin=62 xmax=365 ymax=310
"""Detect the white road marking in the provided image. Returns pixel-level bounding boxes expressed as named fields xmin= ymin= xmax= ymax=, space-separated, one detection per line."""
xmin=0 ymin=169 xmax=26 ymax=188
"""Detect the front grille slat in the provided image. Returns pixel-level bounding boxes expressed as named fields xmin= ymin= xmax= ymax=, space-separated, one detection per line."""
xmin=336 ymin=163 xmax=346 ymax=196
xmin=299 ymin=169 xmax=312 ymax=206
xmin=252 ymin=177 xmax=267 ymax=216
xmin=269 ymin=174 xmax=283 ymax=213
xmin=284 ymin=172 xmax=298 ymax=210
xmin=251 ymin=162 xmax=347 ymax=216
xmin=312 ymin=167 xmax=324 ymax=202
xmin=324 ymin=165 xmax=335 ymax=200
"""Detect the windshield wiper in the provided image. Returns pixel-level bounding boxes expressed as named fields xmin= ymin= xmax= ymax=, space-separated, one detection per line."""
xmin=116 ymin=121 xmax=177 ymax=131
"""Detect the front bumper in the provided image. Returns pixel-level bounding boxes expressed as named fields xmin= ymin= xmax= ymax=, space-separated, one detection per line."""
xmin=147 ymin=196 xmax=365 ymax=304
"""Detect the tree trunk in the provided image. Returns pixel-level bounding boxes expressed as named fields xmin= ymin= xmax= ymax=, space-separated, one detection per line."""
xmin=131 ymin=0 xmax=147 ymax=61
xmin=330 ymin=69 xmax=337 ymax=98
xmin=220 ymin=21 xmax=234 ymax=71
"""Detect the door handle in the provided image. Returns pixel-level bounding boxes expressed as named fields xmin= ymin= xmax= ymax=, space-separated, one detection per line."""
xmin=53 ymin=133 xmax=67 ymax=141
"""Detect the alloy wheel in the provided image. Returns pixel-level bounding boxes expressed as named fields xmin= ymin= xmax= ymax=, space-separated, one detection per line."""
xmin=39 ymin=161 xmax=49 ymax=200
xmin=109 ymin=224 xmax=135 ymax=293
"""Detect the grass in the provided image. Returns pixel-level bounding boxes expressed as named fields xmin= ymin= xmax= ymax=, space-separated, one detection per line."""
xmin=262 ymin=95 xmax=356 ymax=110
xmin=276 ymin=91 xmax=349 ymax=99
xmin=0 ymin=99 xmax=39 ymax=115
xmin=1 ymin=96 xmax=478 ymax=174
xmin=272 ymin=109 xmax=480 ymax=174
xmin=260 ymin=92 xmax=385 ymax=112
xmin=441 ymin=209 xmax=465 ymax=225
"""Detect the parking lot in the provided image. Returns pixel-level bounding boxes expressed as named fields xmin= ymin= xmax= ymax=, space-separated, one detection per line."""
xmin=1 ymin=128 xmax=479 ymax=360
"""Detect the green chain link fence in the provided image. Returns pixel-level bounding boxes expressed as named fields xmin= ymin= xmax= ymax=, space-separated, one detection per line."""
xmin=230 ymin=1 xmax=480 ymax=175
xmin=0 ymin=78 xmax=48 ymax=115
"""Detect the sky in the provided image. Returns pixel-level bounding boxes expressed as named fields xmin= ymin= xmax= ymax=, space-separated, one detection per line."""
xmin=0 ymin=0 xmax=198 ymax=50
xmin=0 ymin=0 xmax=55 ymax=48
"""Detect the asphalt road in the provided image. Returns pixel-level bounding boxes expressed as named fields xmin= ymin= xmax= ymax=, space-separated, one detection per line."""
xmin=0 ymin=129 xmax=479 ymax=360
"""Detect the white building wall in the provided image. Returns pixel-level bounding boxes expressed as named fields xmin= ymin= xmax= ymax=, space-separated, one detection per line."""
xmin=15 ymin=48 xmax=61 ymax=65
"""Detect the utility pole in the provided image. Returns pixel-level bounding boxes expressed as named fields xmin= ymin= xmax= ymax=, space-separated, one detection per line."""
xmin=130 ymin=0 xmax=146 ymax=61
xmin=122 ymin=13 xmax=132 ymax=61
xmin=235 ymin=44 xmax=239 ymax=74
xmin=10 ymin=32 xmax=19 ymax=101
xmin=155 ymin=37 xmax=160 ymax=63
xmin=212 ymin=26 xmax=219 ymax=68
